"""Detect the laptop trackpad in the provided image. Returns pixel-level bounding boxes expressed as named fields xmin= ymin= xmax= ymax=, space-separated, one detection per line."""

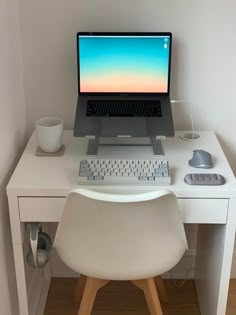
xmin=101 ymin=118 xmax=147 ymax=137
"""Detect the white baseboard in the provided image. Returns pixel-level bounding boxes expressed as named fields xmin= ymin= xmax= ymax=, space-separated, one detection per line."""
xmin=51 ymin=249 xmax=236 ymax=279
xmin=163 ymin=249 xmax=196 ymax=279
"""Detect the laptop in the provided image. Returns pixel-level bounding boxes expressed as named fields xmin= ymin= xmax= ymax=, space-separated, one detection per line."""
xmin=74 ymin=32 xmax=174 ymax=138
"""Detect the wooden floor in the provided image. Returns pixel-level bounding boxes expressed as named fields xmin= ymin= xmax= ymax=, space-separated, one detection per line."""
xmin=44 ymin=278 xmax=236 ymax=315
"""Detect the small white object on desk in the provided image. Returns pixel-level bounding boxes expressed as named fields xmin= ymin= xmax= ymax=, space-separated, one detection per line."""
xmin=35 ymin=117 xmax=63 ymax=153
xmin=180 ymin=131 xmax=202 ymax=141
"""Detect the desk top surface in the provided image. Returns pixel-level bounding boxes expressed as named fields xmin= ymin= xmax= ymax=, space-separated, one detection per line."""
xmin=7 ymin=131 xmax=236 ymax=198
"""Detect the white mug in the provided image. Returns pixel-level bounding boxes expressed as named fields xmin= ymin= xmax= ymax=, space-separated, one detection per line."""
xmin=35 ymin=117 xmax=63 ymax=152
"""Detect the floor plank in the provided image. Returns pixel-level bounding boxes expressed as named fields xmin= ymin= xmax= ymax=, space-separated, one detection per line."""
xmin=44 ymin=278 xmax=236 ymax=315
xmin=226 ymin=280 xmax=236 ymax=315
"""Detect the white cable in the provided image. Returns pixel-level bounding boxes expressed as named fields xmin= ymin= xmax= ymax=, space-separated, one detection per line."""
xmin=178 ymin=101 xmax=202 ymax=141
xmin=168 ymin=267 xmax=195 ymax=288
xmin=170 ymin=99 xmax=202 ymax=140
xmin=190 ymin=112 xmax=195 ymax=140
xmin=189 ymin=101 xmax=194 ymax=140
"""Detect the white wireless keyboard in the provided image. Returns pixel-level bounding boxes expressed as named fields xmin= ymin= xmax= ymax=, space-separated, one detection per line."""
xmin=78 ymin=158 xmax=171 ymax=185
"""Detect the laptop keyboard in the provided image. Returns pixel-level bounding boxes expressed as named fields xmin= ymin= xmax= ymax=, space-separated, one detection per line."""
xmin=86 ymin=100 xmax=162 ymax=117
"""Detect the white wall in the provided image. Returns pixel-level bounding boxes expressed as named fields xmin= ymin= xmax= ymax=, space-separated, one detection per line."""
xmin=19 ymin=0 xmax=236 ymax=172
xmin=0 ymin=0 xmax=27 ymax=313
xmin=18 ymin=0 xmax=236 ymax=277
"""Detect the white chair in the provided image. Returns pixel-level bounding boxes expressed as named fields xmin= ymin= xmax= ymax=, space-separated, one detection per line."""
xmin=54 ymin=189 xmax=188 ymax=315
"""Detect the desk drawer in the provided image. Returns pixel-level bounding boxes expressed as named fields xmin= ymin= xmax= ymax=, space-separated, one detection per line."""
xmin=19 ymin=197 xmax=66 ymax=222
xmin=178 ymin=198 xmax=228 ymax=223
xmin=18 ymin=197 xmax=228 ymax=224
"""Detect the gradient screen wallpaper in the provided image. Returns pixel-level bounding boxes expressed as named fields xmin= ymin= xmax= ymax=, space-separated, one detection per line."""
xmin=78 ymin=35 xmax=171 ymax=93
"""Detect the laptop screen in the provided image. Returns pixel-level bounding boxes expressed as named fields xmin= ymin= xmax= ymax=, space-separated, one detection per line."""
xmin=77 ymin=32 xmax=172 ymax=95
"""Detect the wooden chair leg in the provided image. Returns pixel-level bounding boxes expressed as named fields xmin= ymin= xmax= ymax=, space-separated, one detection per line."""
xmin=154 ymin=276 xmax=168 ymax=303
xmin=131 ymin=278 xmax=163 ymax=315
xmin=78 ymin=277 xmax=109 ymax=315
xmin=74 ymin=274 xmax=87 ymax=304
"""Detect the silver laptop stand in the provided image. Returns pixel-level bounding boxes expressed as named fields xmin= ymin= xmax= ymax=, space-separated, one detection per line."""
xmin=86 ymin=137 xmax=164 ymax=156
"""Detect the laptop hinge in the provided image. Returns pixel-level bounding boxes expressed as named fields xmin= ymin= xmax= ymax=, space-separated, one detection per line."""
xmin=117 ymin=135 xmax=132 ymax=138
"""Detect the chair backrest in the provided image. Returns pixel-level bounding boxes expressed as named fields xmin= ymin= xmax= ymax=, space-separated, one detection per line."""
xmin=54 ymin=189 xmax=188 ymax=280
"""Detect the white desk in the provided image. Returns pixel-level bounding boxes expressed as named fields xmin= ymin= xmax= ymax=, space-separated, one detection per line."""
xmin=7 ymin=130 xmax=236 ymax=315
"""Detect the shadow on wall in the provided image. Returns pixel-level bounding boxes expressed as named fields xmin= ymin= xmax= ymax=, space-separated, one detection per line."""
xmin=170 ymin=36 xmax=185 ymax=101
xmin=0 ymin=195 xmax=18 ymax=315
xmin=0 ymin=129 xmax=28 ymax=315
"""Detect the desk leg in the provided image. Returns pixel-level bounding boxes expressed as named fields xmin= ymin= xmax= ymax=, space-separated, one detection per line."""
xmin=8 ymin=194 xmax=29 ymax=315
xmin=195 ymin=199 xmax=236 ymax=315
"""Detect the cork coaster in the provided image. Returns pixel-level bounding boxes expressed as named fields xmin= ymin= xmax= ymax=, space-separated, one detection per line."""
xmin=35 ymin=145 xmax=65 ymax=157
